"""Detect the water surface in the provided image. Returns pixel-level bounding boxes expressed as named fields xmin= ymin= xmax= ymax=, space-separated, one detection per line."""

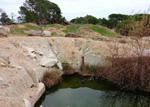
xmin=35 ymin=74 xmax=150 ymax=107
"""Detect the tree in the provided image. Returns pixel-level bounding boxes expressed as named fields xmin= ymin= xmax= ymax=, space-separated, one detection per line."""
xmin=109 ymin=14 xmax=130 ymax=22
xmin=0 ymin=12 xmax=11 ymax=25
xmin=86 ymin=17 xmax=99 ymax=24
xmin=19 ymin=0 xmax=64 ymax=25
xmin=108 ymin=14 xmax=130 ymax=28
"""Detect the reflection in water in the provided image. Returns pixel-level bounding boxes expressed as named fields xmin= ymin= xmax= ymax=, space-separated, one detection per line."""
xmin=99 ymin=91 xmax=150 ymax=107
xmin=35 ymin=74 xmax=150 ymax=107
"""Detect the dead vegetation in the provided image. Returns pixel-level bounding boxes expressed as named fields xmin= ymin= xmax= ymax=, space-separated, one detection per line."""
xmin=42 ymin=70 xmax=62 ymax=88
xmin=99 ymin=37 xmax=150 ymax=92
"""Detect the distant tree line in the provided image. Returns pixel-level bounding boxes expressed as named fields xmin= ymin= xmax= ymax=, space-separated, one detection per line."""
xmin=71 ymin=14 xmax=150 ymax=36
xmin=70 ymin=14 xmax=130 ymax=29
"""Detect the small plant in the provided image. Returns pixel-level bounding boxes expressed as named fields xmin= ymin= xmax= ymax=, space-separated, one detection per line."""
xmin=85 ymin=64 xmax=99 ymax=72
xmin=62 ymin=61 xmax=75 ymax=74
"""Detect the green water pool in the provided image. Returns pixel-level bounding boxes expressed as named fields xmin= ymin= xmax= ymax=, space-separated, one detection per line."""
xmin=35 ymin=74 xmax=150 ymax=107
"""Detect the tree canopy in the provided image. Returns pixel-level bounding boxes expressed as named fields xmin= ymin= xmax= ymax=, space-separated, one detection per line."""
xmin=70 ymin=15 xmax=99 ymax=24
xmin=0 ymin=8 xmax=11 ymax=25
xmin=19 ymin=0 xmax=64 ymax=25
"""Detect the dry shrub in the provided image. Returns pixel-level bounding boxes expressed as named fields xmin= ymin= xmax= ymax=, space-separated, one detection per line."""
xmin=103 ymin=56 xmax=150 ymax=92
xmin=129 ymin=15 xmax=150 ymax=37
xmin=116 ymin=13 xmax=150 ymax=37
xmin=103 ymin=37 xmax=150 ymax=92
xmin=42 ymin=70 xmax=62 ymax=88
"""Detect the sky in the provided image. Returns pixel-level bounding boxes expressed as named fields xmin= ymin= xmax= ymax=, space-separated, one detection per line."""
xmin=0 ymin=0 xmax=150 ymax=21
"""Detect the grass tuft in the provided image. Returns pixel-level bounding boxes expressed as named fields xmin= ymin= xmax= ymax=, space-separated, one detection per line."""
xmin=42 ymin=71 xmax=62 ymax=88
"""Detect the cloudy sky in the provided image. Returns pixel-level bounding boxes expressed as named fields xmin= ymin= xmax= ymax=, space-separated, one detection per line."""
xmin=0 ymin=0 xmax=150 ymax=21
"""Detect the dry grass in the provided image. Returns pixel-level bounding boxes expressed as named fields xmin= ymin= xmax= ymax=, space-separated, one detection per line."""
xmin=42 ymin=70 xmax=62 ymax=88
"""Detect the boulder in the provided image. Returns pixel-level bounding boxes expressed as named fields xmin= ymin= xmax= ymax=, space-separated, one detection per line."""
xmin=42 ymin=31 xmax=51 ymax=36
xmin=0 ymin=26 xmax=10 ymax=37
xmin=28 ymin=30 xmax=51 ymax=37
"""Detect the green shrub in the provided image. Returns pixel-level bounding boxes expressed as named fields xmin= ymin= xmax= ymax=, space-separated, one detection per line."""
xmin=115 ymin=20 xmax=134 ymax=36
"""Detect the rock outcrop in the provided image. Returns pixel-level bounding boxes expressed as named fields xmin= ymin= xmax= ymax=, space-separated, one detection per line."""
xmin=28 ymin=30 xmax=51 ymax=36
xmin=0 ymin=36 xmax=148 ymax=107
xmin=0 ymin=26 xmax=10 ymax=37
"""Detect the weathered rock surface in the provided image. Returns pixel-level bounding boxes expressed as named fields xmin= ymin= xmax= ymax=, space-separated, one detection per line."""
xmin=28 ymin=30 xmax=51 ymax=36
xmin=84 ymin=54 xmax=111 ymax=67
xmin=0 ymin=26 xmax=10 ymax=37
xmin=40 ymin=53 xmax=58 ymax=67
